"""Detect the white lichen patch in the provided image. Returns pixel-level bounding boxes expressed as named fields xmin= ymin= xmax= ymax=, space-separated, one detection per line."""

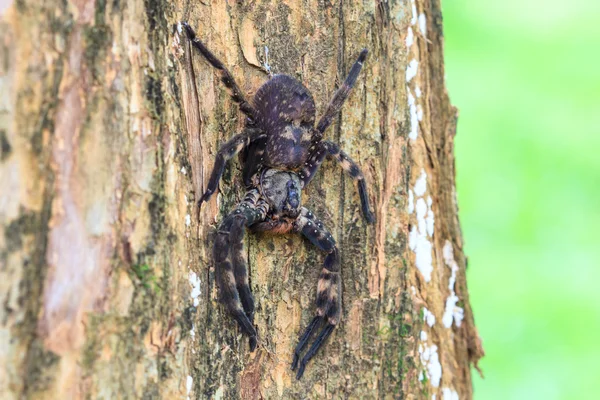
xmin=406 ymin=27 xmax=414 ymax=47
xmin=419 ymin=343 xmax=442 ymax=388
xmin=441 ymin=241 xmax=464 ymax=328
xmin=189 ymin=271 xmax=201 ymax=307
xmin=409 ymin=225 xmax=432 ymax=281
xmin=426 ymin=196 xmax=434 ymax=236
xmin=419 ymin=14 xmax=427 ymax=36
xmin=442 ymin=294 xmax=464 ymax=329
xmin=423 ymin=307 xmax=436 ymax=327
xmin=414 ymin=170 xmax=427 ymax=197
xmin=185 ymin=214 xmax=191 ymax=227
xmin=416 ymin=198 xmax=427 ymax=232
xmin=418 ymin=306 xmax=440 ymax=390
xmin=408 ymin=91 xmax=419 ymax=141
xmin=409 ymin=170 xmax=435 ymax=282
xmin=442 ymin=388 xmax=459 ymax=400
xmin=181 ymin=166 xmax=187 ymax=175
xmin=186 ymin=375 xmax=193 ymax=400
xmin=405 ymin=2 xmax=425 ymax=144
xmin=406 ymin=59 xmax=419 ymax=82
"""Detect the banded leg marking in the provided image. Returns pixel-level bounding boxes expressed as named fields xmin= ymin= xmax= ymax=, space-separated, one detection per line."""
xmin=198 ymin=129 xmax=264 ymax=207
xmin=313 ymin=49 xmax=368 ymax=139
xmin=291 ymin=208 xmax=341 ymax=379
xmin=182 ymin=22 xmax=258 ymax=121
xmin=214 ymin=192 xmax=268 ymax=350
xmin=300 ymin=141 xmax=375 ymax=223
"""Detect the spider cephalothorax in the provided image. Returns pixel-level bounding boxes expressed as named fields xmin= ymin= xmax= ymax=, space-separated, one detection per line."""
xmin=182 ymin=22 xmax=374 ymax=379
xmin=260 ymin=169 xmax=303 ymax=218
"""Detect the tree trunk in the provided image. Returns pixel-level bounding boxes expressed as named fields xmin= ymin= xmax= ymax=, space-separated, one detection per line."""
xmin=0 ymin=0 xmax=483 ymax=399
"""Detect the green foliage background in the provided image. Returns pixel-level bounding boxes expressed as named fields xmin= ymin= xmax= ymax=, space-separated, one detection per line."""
xmin=444 ymin=1 xmax=600 ymax=398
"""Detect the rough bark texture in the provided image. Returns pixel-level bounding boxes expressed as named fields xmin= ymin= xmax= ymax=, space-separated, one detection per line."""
xmin=0 ymin=0 xmax=483 ymax=399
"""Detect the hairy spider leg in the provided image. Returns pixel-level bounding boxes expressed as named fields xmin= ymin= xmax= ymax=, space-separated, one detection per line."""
xmin=198 ymin=129 xmax=264 ymax=207
xmin=214 ymin=189 xmax=269 ymax=351
xmin=300 ymin=141 xmax=375 ymax=223
xmin=231 ymin=191 xmax=269 ymax=323
xmin=290 ymin=208 xmax=341 ymax=379
xmin=182 ymin=22 xmax=258 ymax=121
xmin=313 ymin=49 xmax=368 ymax=141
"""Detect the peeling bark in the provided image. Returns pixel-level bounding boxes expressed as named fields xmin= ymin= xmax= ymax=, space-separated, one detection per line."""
xmin=0 ymin=1 xmax=483 ymax=399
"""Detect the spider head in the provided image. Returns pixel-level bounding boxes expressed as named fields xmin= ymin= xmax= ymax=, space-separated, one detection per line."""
xmin=260 ymin=169 xmax=302 ymax=218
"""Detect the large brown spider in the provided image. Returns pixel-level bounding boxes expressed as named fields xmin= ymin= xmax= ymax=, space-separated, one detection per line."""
xmin=182 ymin=22 xmax=374 ymax=379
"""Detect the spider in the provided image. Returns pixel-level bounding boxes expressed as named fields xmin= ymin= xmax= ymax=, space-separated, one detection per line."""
xmin=181 ymin=22 xmax=374 ymax=380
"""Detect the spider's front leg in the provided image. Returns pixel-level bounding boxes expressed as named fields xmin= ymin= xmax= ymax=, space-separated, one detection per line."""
xmin=290 ymin=208 xmax=341 ymax=380
xmin=214 ymin=190 xmax=268 ymax=350
xmin=198 ymin=128 xmax=264 ymax=207
xmin=182 ymin=22 xmax=259 ymax=120
xmin=313 ymin=49 xmax=368 ymax=139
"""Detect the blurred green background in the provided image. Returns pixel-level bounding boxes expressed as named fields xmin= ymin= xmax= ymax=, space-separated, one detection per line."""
xmin=443 ymin=0 xmax=600 ymax=399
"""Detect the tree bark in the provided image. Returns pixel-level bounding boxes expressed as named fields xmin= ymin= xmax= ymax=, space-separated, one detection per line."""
xmin=0 ymin=0 xmax=483 ymax=399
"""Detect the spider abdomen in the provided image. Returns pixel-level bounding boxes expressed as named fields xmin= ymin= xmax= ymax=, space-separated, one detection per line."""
xmin=263 ymin=126 xmax=312 ymax=169
xmin=243 ymin=74 xmax=317 ymax=177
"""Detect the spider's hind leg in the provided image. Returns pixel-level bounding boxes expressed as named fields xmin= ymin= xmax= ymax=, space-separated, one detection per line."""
xmin=290 ymin=208 xmax=341 ymax=379
xmin=214 ymin=190 xmax=268 ymax=350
